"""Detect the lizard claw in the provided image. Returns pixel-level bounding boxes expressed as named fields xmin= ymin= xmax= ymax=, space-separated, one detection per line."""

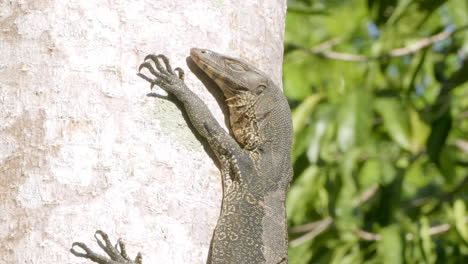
xmin=174 ymin=67 xmax=185 ymax=80
xmin=137 ymin=53 xmax=188 ymax=94
xmin=144 ymin=54 xmax=172 ymax=74
xmin=70 ymin=230 xmax=143 ymax=264
xmin=136 ymin=73 xmax=157 ymax=90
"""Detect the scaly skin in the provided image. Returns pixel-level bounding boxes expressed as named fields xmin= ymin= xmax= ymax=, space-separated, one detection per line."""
xmin=71 ymin=49 xmax=293 ymax=264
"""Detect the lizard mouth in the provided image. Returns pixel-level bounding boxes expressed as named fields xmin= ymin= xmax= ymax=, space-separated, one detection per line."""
xmin=190 ymin=48 xmax=243 ymax=97
xmin=190 ymin=48 xmax=218 ymax=73
xmin=190 ymin=49 xmax=226 ymax=78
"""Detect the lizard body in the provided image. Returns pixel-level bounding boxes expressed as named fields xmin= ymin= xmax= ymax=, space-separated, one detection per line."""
xmin=71 ymin=49 xmax=293 ymax=264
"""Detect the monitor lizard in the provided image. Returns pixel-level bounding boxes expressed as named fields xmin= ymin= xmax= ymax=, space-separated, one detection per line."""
xmin=70 ymin=48 xmax=293 ymax=264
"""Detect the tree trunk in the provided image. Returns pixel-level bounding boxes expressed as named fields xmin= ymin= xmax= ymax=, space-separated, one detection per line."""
xmin=0 ymin=0 xmax=286 ymax=263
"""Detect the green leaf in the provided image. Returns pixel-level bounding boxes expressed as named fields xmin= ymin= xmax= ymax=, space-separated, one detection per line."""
xmin=427 ymin=112 xmax=452 ymax=164
xmin=402 ymin=157 xmax=427 ymax=197
xmin=336 ymin=90 xmax=372 ymax=151
xmin=307 ymin=119 xmax=328 ymax=163
xmin=335 ymin=149 xmax=359 ymax=222
xmin=359 ymin=158 xmax=381 ymax=188
xmin=454 ymin=199 xmax=468 ymax=243
xmin=377 ymin=225 xmax=403 ymax=264
xmin=380 ymin=159 xmax=398 ymax=185
xmin=287 ymin=166 xmax=326 ymax=224
xmin=306 ymin=106 xmax=334 ymax=163
xmin=420 ymin=217 xmax=436 ymax=264
xmin=438 ymin=146 xmax=457 ymax=183
xmin=283 ymin=54 xmax=316 ymax=101
xmin=288 ymin=239 xmax=314 ymax=264
xmin=409 ymin=108 xmax=430 ymax=152
xmin=329 ymin=243 xmax=362 ymax=264
xmin=287 ymin=6 xmax=328 ymax=15
xmin=374 ymin=98 xmax=412 ymax=151
xmin=292 ymin=93 xmax=325 ymax=136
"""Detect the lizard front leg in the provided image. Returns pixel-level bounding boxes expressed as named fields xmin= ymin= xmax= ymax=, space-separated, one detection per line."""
xmin=137 ymin=54 xmax=249 ymax=182
xmin=71 ymin=230 xmax=142 ymax=264
xmin=137 ymin=54 xmax=237 ymax=149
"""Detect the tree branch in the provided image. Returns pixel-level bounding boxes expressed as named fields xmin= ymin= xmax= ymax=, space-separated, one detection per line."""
xmin=454 ymin=140 xmax=468 ymax=153
xmin=354 ymin=184 xmax=379 ymax=205
xmin=459 ymin=111 xmax=468 ymax=119
xmin=296 ymin=24 xmax=468 ymax=62
xmin=288 ymin=178 xmax=467 ymax=246
xmin=289 ymin=217 xmax=333 ymax=234
xmin=356 ymin=217 xmax=468 ymax=241
xmin=289 ymin=217 xmax=333 ymax=247
xmin=288 ymin=184 xmax=379 ymax=246
xmin=408 ymin=176 xmax=468 ymax=209
xmin=386 ymin=28 xmax=455 ymax=57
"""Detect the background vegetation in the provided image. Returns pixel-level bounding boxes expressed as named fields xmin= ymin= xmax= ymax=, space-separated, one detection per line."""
xmin=284 ymin=0 xmax=468 ymax=263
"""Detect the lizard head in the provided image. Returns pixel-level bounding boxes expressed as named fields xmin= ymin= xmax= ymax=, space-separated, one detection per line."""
xmin=190 ymin=48 xmax=269 ymax=99
xmin=190 ymin=48 xmax=274 ymax=150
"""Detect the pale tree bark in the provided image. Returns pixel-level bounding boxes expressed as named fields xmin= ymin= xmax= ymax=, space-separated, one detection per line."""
xmin=0 ymin=0 xmax=286 ymax=263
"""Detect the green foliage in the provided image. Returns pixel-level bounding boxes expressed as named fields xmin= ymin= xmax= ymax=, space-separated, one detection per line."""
xmin=285 ymin=0 xmax=468 ymax=263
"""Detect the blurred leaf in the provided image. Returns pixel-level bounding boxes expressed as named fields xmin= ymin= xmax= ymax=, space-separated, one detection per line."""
xmin=402 ymin=156 xmax=427 ymax=197
xmin=416 ymin=0 xmax=447 ymax=11
xmin=368 ymin=0 xmax=398 ymax=25
xmin=307 ymin=119 xmax=328 ymax=163
xmin=292 ymin=124 xmax=312 ymax=163
xmin=329 ymin=243 xmax=362 ymax=264
xmin=359 ymin=158 xmax=381 ymax=188
xmin=454 ymin=199 xmax=468 ymax=243
xmin=380 ymin=158 xmax=398 ymax=185
xmin=287 ymin=166 xmax=327 ymax=224
xmin=306 ymin=106 xmax=334 ymax=163
xmin=446 ymin=58 xmax=468 ymax=91
xmin=420 ymin=217 xmax=436 ymax=264
xmin=374 ymin=98 xmax=412 ymax=151
xmin=374 ymin=170 xmax=403 ymax=226
xmin=285 ymin=0 xmax=468 ymax=262
xmin=337 ymin=89 xmax=373 ymax=151
xmin=287 ymin=6 xmax=328 ymax=15
xmin=292 ymin=93 xmax=325 ymax=136
xmin=439 ymin=146 xmax=457 ymax=183
xmin=288 ymin=239 xmax=314 ymax=264
xmin=446 ymin=0 xmax=468 ymax=27
xmin=335 ymin=149 xmax=359 ymax=222
xmin=283 ymin=54 xmax=315 ymax=101
xmin=377 ymin=225 xmax=403 ymax=264
xmin=409 ymin=108 xmax=430 ymax=152
xmin=427 ymin=112 xmax=452 ymax=164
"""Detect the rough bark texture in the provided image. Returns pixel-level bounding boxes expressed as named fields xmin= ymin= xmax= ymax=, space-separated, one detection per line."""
xmin=0 ymin=0 xmax=286 ymax=263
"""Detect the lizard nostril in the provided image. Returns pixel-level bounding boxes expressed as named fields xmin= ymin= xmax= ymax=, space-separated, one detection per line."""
xmin=201 ymin=50 xmax=206 ymax=54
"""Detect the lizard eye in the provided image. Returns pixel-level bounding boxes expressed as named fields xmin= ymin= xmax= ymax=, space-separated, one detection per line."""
xmin=226 ymin=60 xmax=246 ymax=72
xmin=255 ymin=85 xmax=266 ymax=95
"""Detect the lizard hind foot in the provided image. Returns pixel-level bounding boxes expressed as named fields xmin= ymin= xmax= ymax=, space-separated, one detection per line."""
xmin=70 ymin=230 xmax=143 ymax=264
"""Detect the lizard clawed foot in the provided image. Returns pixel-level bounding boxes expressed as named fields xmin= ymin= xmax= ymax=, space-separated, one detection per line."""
xmin=137 ymin=54 xmax=185 ymax=91
xmin=71 ymin=230 xmax=143 ymax=264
